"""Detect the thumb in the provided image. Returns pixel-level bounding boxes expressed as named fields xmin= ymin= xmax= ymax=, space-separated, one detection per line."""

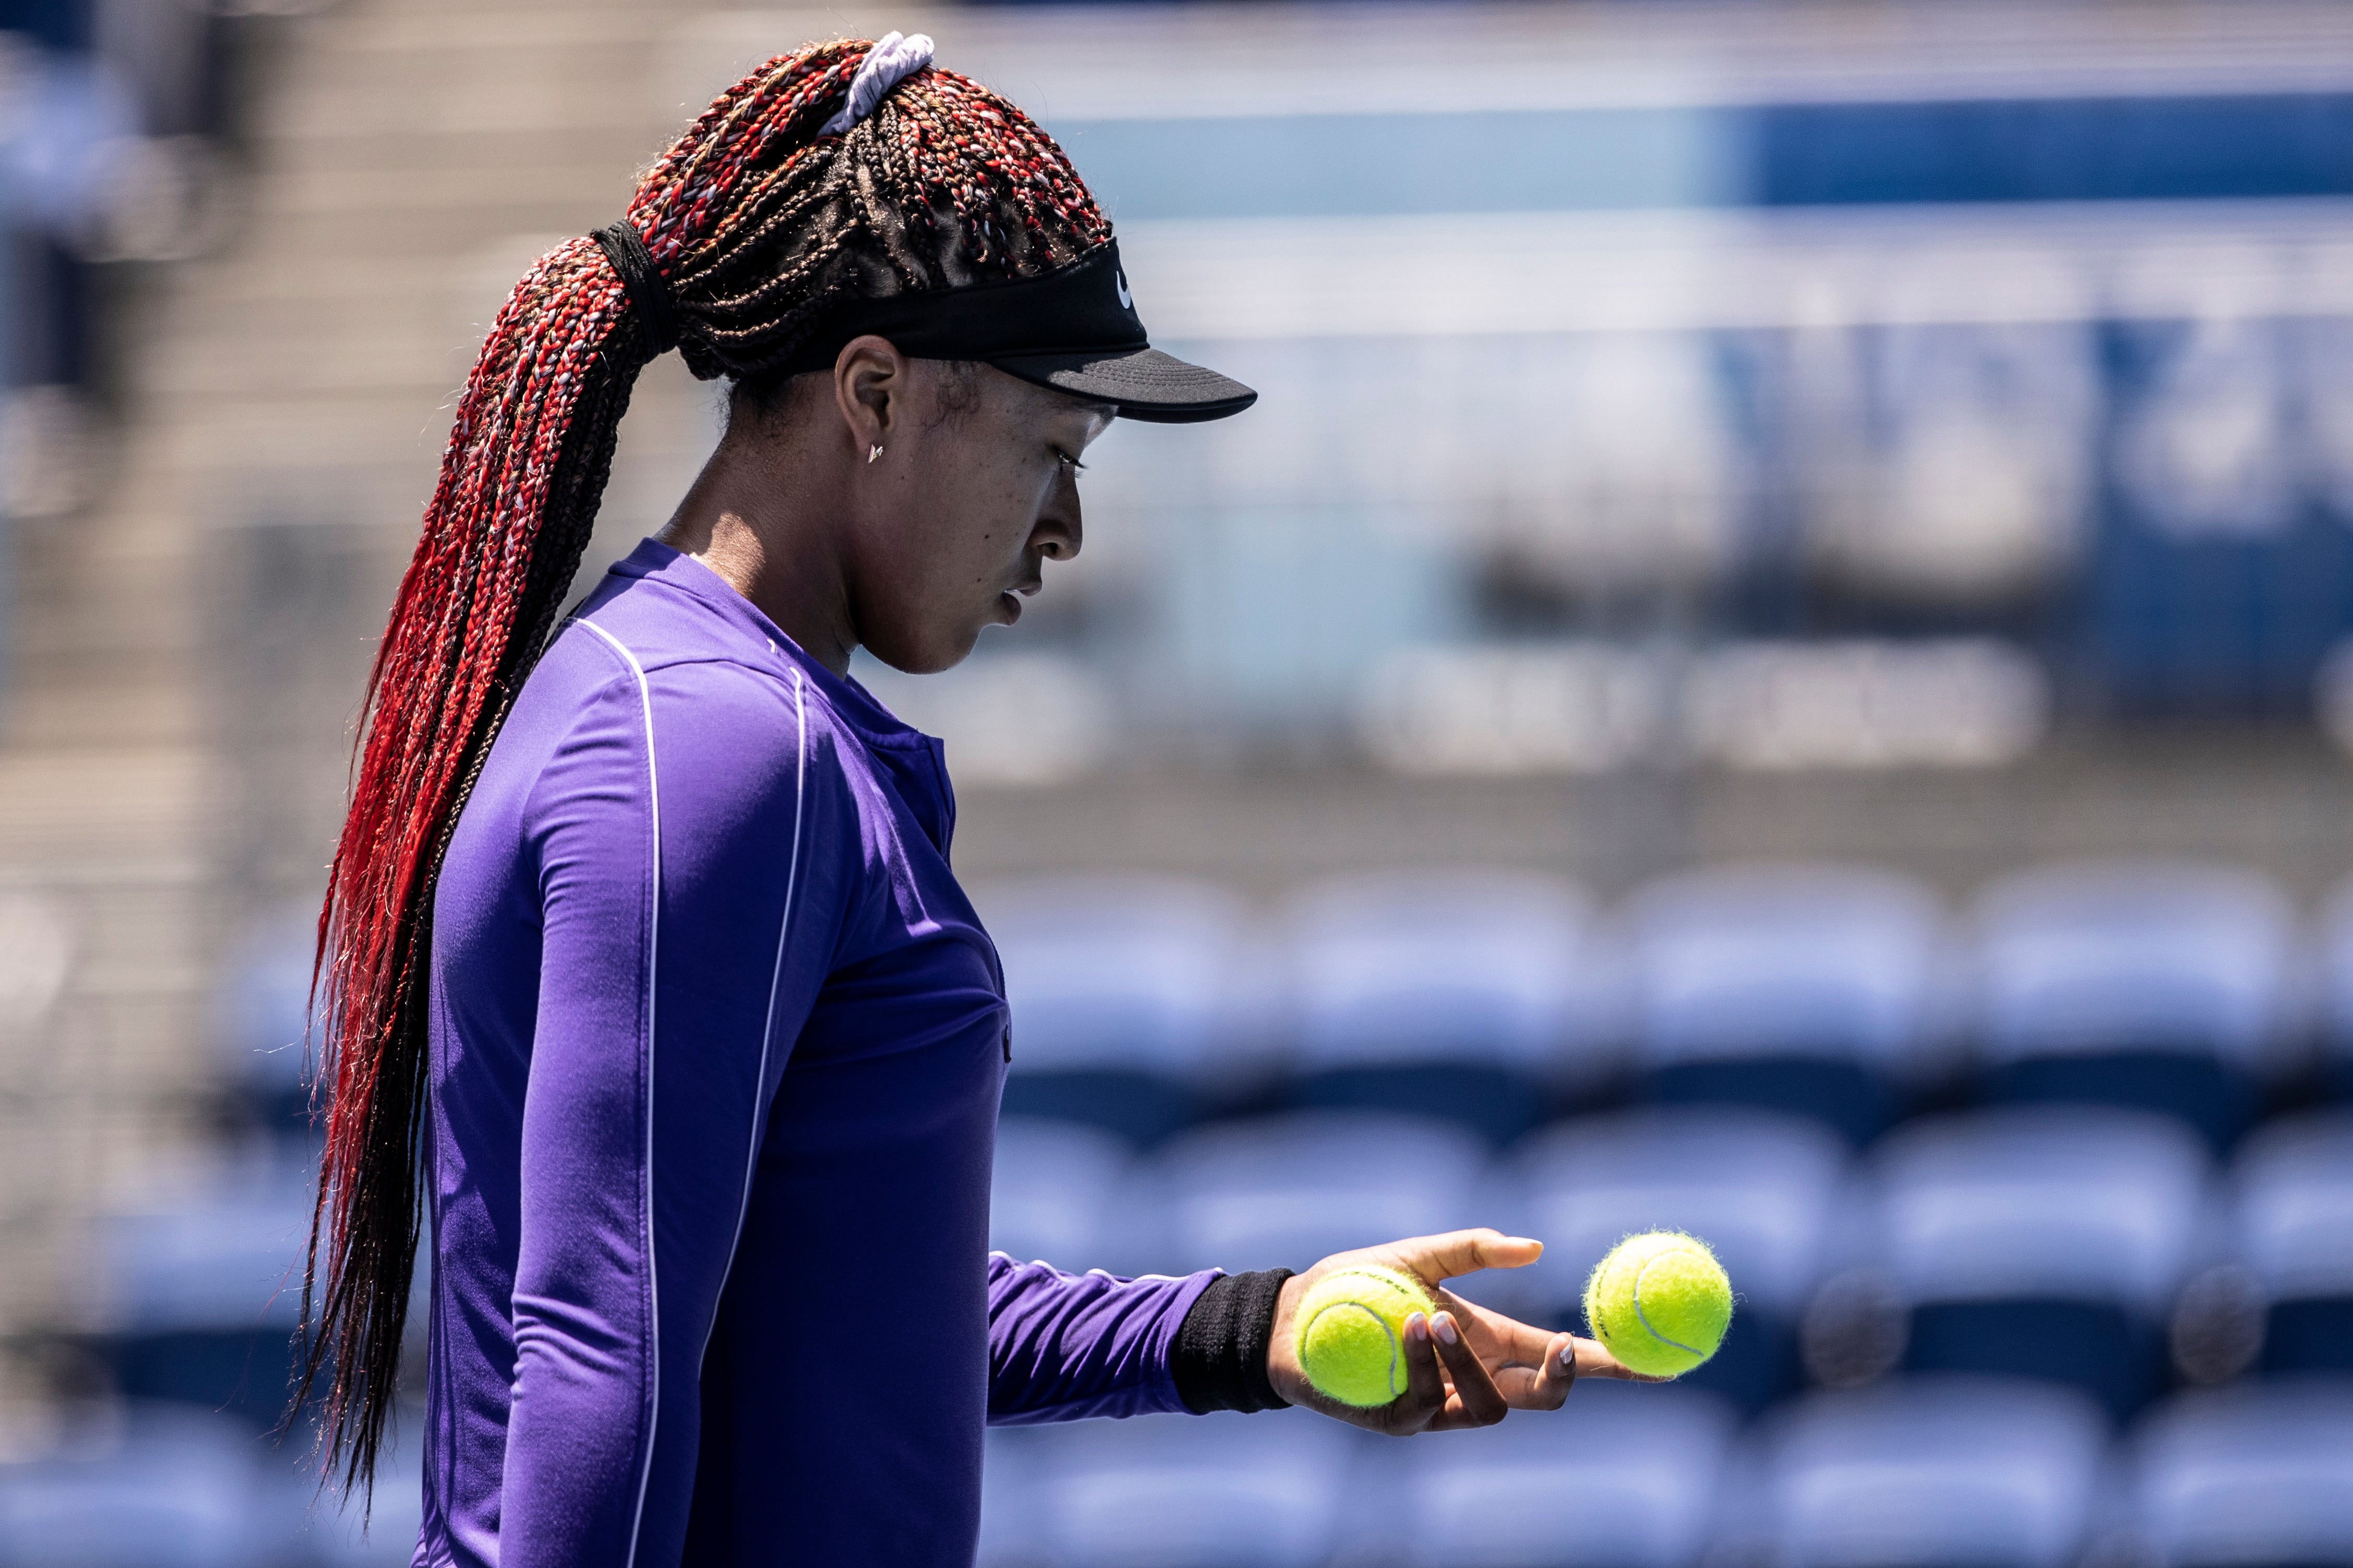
xmin=1382 ymin=1228 xmax=1543 ymax=1283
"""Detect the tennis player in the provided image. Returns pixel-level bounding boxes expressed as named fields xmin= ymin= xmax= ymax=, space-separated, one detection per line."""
xmin=298 ymin=34 xmax=1639 ymax=1568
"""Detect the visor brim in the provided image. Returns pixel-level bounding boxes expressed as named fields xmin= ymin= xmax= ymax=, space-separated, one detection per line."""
xmin=988 ymin=345 xmax=1257 ymax=424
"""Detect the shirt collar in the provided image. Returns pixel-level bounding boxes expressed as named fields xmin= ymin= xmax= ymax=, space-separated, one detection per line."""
xmin=605 ymin=538 xmax=930 ymax=748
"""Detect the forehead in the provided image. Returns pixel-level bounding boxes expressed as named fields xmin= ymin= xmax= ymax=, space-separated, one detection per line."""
xmin=978 ymin=363 xmax=1114 ymax=427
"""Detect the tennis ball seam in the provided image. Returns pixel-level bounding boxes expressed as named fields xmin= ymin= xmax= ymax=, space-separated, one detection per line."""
xmin=1630 ymin=1254 xmax=1707 ymax=1356
xmin=1300 ymin=1300 xmax=1405 ymax=1400
xmin=1292 ymin=1265 xmax=1438 ymax=1408
xmin=1581 ymin=1230 xmax=1732 ymax=1379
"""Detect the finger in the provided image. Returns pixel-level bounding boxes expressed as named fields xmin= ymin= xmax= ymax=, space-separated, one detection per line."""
xmin=1568 ymin=1336 xmax=1672 ymax=1383
xmin=1432 ymin=1290 xmax=1574 ymax=1408
xmin=1438 ymin=1288 xmax=1558 ymax=1365
xmin=1382 ymin=1228 xmax=1544 ymax=1285
xmin=1513 ymin=1332 xmax=1579 ymax=1410
xmin=1395 ymin=1310 xmax=1450 ymax=1431
xmin=1425 ymin=1310 xmax=1509 ymax=1430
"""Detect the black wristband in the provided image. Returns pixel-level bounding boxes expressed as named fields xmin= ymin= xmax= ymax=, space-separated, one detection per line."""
xmin=1172 ymin=1268 xmax=1294 ymax=1415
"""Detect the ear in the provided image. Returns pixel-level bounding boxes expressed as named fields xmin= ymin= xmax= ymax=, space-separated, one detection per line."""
xmin=831 ymin=335 xmax=911 ymax=459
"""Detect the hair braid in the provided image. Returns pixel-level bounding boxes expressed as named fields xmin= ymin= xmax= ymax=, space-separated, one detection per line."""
xmin=298 ymin=35 xmax=1112 ymax=1498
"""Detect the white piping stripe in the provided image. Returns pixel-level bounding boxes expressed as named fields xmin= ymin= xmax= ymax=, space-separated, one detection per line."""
xmin=702 ymin=666 xmax=807 ymax=1371
xmin=578 ymin=618 xmax=663 ymax=1568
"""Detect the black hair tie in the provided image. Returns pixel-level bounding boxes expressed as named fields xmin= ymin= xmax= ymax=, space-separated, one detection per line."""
xmin=592 ymin=221 xmax=680 ymax=360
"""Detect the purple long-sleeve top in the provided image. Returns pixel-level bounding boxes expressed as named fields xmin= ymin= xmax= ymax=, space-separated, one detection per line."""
xmin=415 ymin=540 xmax=1220 ymax=1567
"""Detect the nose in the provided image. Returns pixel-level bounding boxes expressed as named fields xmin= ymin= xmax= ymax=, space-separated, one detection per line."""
xmin=1036 ymin=479 xmax=1083 ymax=562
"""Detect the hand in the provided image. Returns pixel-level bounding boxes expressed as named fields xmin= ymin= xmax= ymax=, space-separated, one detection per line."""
xmin=1266 ymin=1228 xmax=1661 ymax=1436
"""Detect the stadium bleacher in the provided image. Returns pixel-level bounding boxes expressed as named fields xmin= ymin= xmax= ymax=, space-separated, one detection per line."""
xmin=1278 ymin=870 xmax=1609 ymax=1146
xmin=1969 ymin=862 xmax=2300 ymax=1148
xmin=43 ymin=851 xmax=2344 ymax=1566
xmin=967 ymin=861 xmax=2350 ymax=1563
xmin=1622 ymin=865 xmax=1946 ymax=1145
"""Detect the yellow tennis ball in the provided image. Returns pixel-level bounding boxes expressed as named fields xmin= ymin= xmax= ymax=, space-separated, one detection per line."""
xmin=1293 ymin=1264 xmax=1438 ymax=1408
xmin=1582 ymin=1231 xmax=1733 ymax=1378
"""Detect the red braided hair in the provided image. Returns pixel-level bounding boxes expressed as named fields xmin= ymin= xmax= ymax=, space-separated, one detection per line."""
xmin=297 ymin=37 xmax=1111 ymax=1493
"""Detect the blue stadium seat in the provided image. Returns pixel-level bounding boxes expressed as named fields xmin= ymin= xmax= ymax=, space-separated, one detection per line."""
xmin=989 ymin=876 xmax=1248 ymax=1146
xmin=1506 ymin=1108 xmax=1848 ymax=1412
xmin=0 ymin=1404 xmax=301 ymax=1568
xmin=216 ymin=908 xmax=320 ymax=1135
xmin=301 ymin=1413 xmax=423 ymax=1567
xmin=2229 ymin=1110 xmax=2353 ymax=1374
xmin=1150 ymin=1112 xmax=1490 ymax=1276
xmin=1969 ymin=863 xmax=2295 ymax=1148
xmin=2312 ymin=880 xmax=2353 ymax=1100
xmin=1869 ymin=1107 xmax=2211 ymax=1420
xmin=92 ymin=1150 xmax=314 ymax=1429
xmin=1395 ymin=1382 xmax=1735 ymax=1568
xmin=2127 ymin=1378 xmax=2353 ymax=1568
xmin=1280 ymin=870 xmax=1606 ymax=1146
xmin=1028 ymin=1410 xmax=1355 ymax=1568
xmin=991 ymin=1116 xmax=1139 ymax=1277
xmin=1750 ymin=1377 xmax=2109 ymax=1568
xmin=1625 ymin=865 xmax=1945 ymax=1144
xmin=978 ymin=1428 xmax=1046 ymax=1568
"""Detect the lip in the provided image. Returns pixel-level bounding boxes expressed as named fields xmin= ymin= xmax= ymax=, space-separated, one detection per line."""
xmin=999 ymin=591 xmax=1022 ymax=625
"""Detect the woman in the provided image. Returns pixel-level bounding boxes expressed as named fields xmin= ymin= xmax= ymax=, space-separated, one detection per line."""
xmin=299 ymin=33 xmax=1640 ymax=1568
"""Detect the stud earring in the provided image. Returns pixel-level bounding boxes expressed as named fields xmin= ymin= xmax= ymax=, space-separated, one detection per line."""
xmin=868 ymin=444 xmax=884 ymax=465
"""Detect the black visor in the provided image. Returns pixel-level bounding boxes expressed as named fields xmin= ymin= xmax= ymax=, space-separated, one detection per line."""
xmin=775 ymin=240 xmax=1256 ymax=423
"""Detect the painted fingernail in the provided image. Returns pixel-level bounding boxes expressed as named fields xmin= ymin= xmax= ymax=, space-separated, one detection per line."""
xmin=1405 ymin=1312 xmax=1429 ymax=1342
xmin=1559 ymin=1343 xmax=1577 ymax=1371
xmin=1435 ymin=1313 xmax=1461 ymax=1346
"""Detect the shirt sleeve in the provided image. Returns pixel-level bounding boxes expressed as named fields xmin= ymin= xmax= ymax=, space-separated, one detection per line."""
xmin=985 ymin=1254 xmax=1223 ymax=1424
xmin=499 ymin=638 xmax=851 ymax=1568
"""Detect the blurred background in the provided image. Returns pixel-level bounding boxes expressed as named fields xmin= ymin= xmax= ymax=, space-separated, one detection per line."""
xmin=0 ymin=0 xmax=2351 ymax=1563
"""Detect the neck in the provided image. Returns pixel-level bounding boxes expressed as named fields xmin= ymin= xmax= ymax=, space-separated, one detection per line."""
xmin=656 ymin=419 xmax=860 ymax=676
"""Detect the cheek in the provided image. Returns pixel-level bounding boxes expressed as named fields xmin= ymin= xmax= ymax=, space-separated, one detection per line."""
xmin=943 ymin=484 xmax=1042 ymax=583
xmin=896 ymin=487 xmax=1026 ymax=604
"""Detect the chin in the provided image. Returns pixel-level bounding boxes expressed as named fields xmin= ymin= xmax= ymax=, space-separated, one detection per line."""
xmin=873 ymin=627 xmax=984 ymax=677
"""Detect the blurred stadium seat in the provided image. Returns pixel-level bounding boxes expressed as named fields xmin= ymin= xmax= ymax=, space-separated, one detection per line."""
xmin=1623 ymin=864 xmax=1946 ymax=1144
xmin=2127 ymin=1378 xmax=2353 ymax=1568
xmin=215 ymin=908 xmax=320 ymax=1135
xmin=1750 ymin=1377 xmax=2109 ymax=1568
xmin=2228 ymin=1110 xmax=2353 ymax=1374
xmin=1506 ymin=1108 xmax=1848 ymax=1412
xmin=2312 ymin=879 xmax=2353 ymax=1098
xmin=1026 ymin=1411 xmax=1354 ymax=1568
xmin=1279 ymin=870 xmax=1607 ymax=1146
xmin=1150 ymin=1112 xmax=1488 ymax=1276
xmin=1395 ymin=1381 xmax=1735 ymax=1568
xmin=979 ymin=1428 xmax=1044 ymax=1568
xmin=299 ymin=1413 xmax=423 ymax=1568
xmin=1970 ymin=862 xmax=2297 ymax=1147
xmin=991 ymin=1116 xmax=1141 ymax=1277
xmin=91 ymin=1150 xmax=312 ymax=1430
xmin=1869 ymin=1107 xmax=2211 ymax=1420
xmin=0 ymin=1403 xmax=301 ymax=1568
xmin=988 ymin=877 xmax=1248 ymax=1145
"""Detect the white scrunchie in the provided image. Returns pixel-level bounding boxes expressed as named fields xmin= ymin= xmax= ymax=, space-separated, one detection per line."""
xmin=819 ymin=31 xmax=936 ymax=137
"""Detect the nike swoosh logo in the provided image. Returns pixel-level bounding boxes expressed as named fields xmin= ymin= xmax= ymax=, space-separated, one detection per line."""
xmin=1116 ymin=269 xmax=1132 ymax=310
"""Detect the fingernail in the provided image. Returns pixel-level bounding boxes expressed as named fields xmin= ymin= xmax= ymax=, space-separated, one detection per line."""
xmin=1405 ymin=1312 xmax=1429 ymax=1342
xmin=1509 ymin=1237 xmax=1542 ymax=1248
xmin=1559 ymin=1343 xmax=1577 ymax=1371
xmin=1435 ymin=1314 xmax=1461 ymax=1347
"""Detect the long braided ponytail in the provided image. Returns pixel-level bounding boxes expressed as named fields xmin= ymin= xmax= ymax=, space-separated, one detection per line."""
xmin=297 ymin=36 xmax=1113 ymax=1492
